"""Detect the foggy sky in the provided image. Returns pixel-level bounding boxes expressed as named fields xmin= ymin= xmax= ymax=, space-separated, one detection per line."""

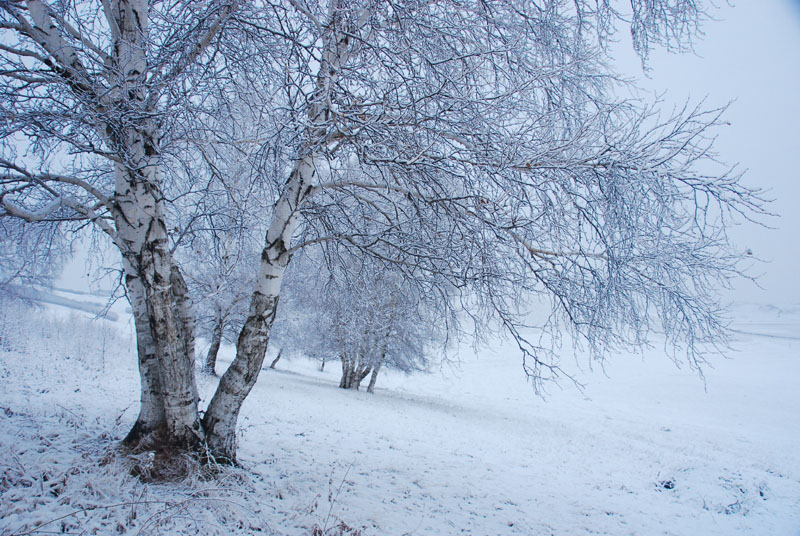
xmin=613 ymin=0 xmax=800 ymax=305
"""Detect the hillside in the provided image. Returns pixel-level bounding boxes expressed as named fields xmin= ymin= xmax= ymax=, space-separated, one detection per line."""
xmin=1 ymin=295 xmax=798 ymax=535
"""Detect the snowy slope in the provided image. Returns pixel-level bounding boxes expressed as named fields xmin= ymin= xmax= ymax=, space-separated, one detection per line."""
xmin=0 ymin=298 xmax=798 ymax=535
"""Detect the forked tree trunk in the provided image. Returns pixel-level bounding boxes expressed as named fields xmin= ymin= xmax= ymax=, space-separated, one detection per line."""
xmin=339 ymin=352 xmax=371 ymax=390
xmin=204 ymin=313 xmax=225 ymax=376
xmin=124 ymin=261 xmax=200 ymax=449
xmin=25 ymin=0 xmax=247 ymax=461
xmin=108 ymin=0 xmax=203 ymax=452
xmin=116 ymin=180 xmax=204 ymax=452
xmin=110 ymin=149 xmax=204 ymax=453
xmin=116 ymin=0 xmax=345 ymax=464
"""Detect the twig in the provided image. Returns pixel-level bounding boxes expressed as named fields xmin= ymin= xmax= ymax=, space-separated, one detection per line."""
xmin=322 ymin=461 xmax=354 ymax=534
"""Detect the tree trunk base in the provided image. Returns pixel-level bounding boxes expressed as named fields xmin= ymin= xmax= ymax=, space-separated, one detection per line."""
xmin=121 ymin=423 xmax=220 ymax=481
xmin=201 ymin=428 xmax=239 ymax=467
xmin=127 ymin=446 xmax=203 ymax=482
xmin=122 ymin=420 xmax=168 ymax=451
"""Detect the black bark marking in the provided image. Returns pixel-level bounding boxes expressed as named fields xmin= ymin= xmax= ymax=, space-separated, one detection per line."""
xmin=143 ymin=137 xmax=158 ymax=157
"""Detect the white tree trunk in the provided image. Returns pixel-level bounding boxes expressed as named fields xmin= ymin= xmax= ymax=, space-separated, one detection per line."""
xmin=114 ymin=165 xmax=203 ymax=449
xmin=106 ymin=0 xmax=202 ymax=450
xmin=200 ymin=8 xmax=359 ymax=461
xmin=202 ymin=156 xmax=319 ymax=462
xmin=12 ymin=0 xmax=240 ymax=459
xmin=366 ymin=357 xmax=383 ymax=394
xmin=123 ymin=272 xmax=166 ymax=446
xmin=170 ymin=264 xmax=196 ymax=369
xmin=109 ymin=0 xmax=202 ymax=440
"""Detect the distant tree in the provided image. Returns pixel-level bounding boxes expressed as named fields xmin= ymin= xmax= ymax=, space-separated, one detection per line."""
xmin=0 ymin=219 xmax=65 ymax=302
xmin=365 ymin=283 xmax=448 ymax=394
xmin=267 ymin=253 xmax=340 ymax=371
xmin=334 ymin=271 xmax=444 ymax=393
xmin=282 ymin=252 xmax=446 ymax=392
xmin=183 ymin=230 xmax=256 ymax=376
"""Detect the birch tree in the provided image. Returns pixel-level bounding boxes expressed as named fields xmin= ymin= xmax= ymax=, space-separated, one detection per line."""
xmin=0 ymin=0 xmax=243 ymax=455
xmin=333 ymin=271 xmax=442 ymax=394
xmin=1 ymin=0 xmax=765 ymax=464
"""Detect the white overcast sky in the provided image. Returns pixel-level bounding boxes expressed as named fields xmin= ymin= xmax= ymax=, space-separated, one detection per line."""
xmin=612 ymin=0 xmax=800 ymax=305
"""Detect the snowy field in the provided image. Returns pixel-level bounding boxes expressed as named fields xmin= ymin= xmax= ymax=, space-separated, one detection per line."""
xmin=1 ymin=292 xmax=798 ymax=535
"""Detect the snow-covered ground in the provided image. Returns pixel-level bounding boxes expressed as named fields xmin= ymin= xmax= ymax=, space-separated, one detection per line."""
xmin=1 ymin=292 xmax=798 ymax=535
